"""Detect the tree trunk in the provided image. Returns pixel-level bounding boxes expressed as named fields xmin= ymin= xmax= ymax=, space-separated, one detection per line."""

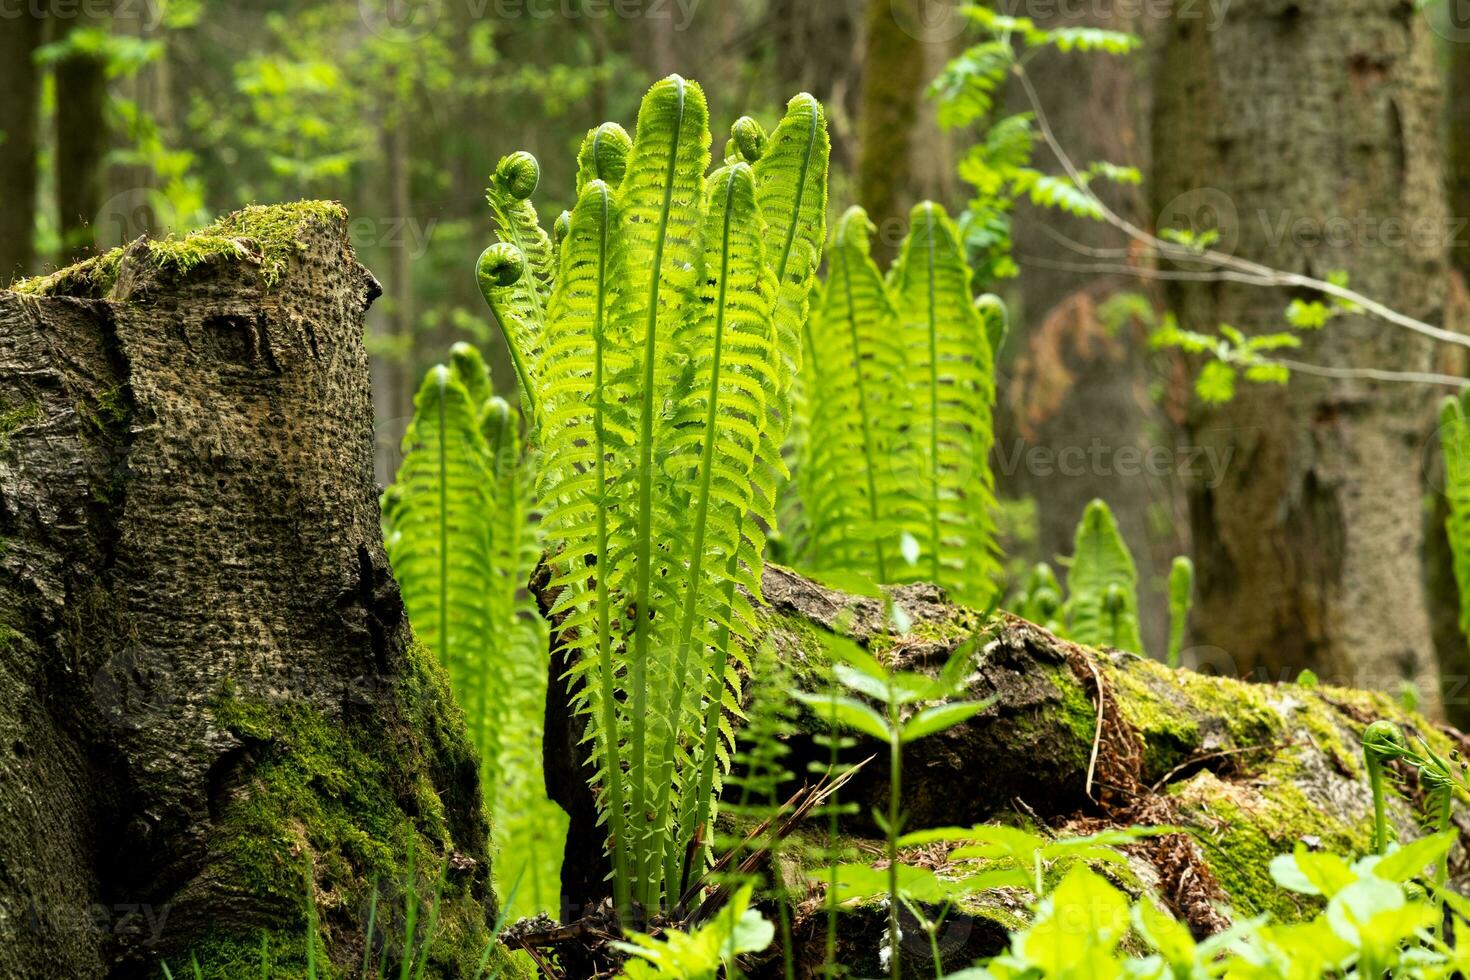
xmin=1150 ymin=0 xmax=1448 ymax=711
xmin=995 ymin=0 xmax=1182 ymax=657
xmin=0 ymin=204 xmax=502 ymax=979
xmin=54 ymin=10 xmax=112 ymax=264
xmin=1431 ymin=22 xmax=1470 ymax=727
xmin=770 ymin=0 xmax=863 ymax=173
xmin=536 ymin=563 xmax=1469 ymax=974
xmin=0 ymin=9 xmax=44 ymax=283
xmin=1450 ymin=38 xmax=1470 ymax=285
xmin=857 ymin=0 xmax=926 ymax=264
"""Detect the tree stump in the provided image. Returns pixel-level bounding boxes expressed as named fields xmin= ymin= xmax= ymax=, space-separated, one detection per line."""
xmin=0 ymin=205 xmax=501 ymax=979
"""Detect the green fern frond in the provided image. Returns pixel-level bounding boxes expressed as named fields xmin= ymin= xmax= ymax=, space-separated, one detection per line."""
xmin=577 ymin=122 xmax=633 ymax=194
xmin=889 ymin=201 xmax=1001 ymax=606
xmin=610 ymin=73 xmax=711 ymax=906
xmin=481 ymin=151 xmax=555 ymax=414
xmin=1066 ymin=499 xmax=1144 ymax=654
xmin=651 ymin=161 xmax=776 ymax=897
xmin=797 ymin=206 xmax=911 ymax=585
xmin=1441 ymin=394 xmax=1470 ymax=647
xmin=383 ymin=365 xmax=497 ymax=792
xmin=1166 ymin=556 xmax=1194 ymax=668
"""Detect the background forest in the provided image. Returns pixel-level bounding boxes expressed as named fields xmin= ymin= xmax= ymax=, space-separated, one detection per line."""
xmin=9 ymin=0 xmax=1470 ymax=973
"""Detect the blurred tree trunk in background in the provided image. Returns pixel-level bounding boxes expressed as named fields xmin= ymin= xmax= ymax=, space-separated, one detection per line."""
xmin=371 ymin=75 xmax=414 ymax=484
xmin=107 ymin=4 xmax=172 ymax=245
xmin=1152 ymin=0 xmax=1448 ymax=711
xmin=53 ymin=7 xmax=111 ymax=263
xmin=858 ymin=0 xmax=926 ymax=264
xmin=1427 ymin=37 xmax=1470 ymax=726
xmin=770 ymin=0 xmax=862 ymax=172
xmin=1451 ymin=41 xmax=1470 ymax=270
xmin=994 ymin=0 xmax=1179 ymax=657
xmin=0 ymin=8 xmax=43 ymax=283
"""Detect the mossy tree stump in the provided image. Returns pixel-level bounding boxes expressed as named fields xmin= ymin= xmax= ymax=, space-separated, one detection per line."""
xmin=0 ymin=205 xmax=501 ymax=979
xmin=543 ymin=565 xmax=1470 ymax=976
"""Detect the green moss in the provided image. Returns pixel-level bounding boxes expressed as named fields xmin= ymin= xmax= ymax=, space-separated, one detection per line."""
xmin=1171 ymin=764 xmax=1370 ymax=922
xmin=8 ymin=249 xmax=123 ymax=298
xmin=0 ymin=400 xmax=41 ymax=454
xmin=8 ymin=201 xmax=347 ymax=297
xmin=198 ymin=637 xmax=502 ymax=977
xmin=1042 ymin=663 xmax=1098 ymax=750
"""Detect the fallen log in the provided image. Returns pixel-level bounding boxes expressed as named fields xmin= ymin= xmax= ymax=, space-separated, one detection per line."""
xmin=542 ymin=565 xmax=1470 ymax=975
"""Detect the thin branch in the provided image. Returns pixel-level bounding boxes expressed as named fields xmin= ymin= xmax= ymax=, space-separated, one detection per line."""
xmin=1011 ymin=63 xmax=1470 ymax=352
xmin=1267 ymin=358 xmax=1470 ymax=389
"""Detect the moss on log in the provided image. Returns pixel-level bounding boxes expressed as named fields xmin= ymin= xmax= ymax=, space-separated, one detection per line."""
xmin=0 ymin=206 xmax=514 ymax=979
xmin=543 ymin=565 xmax=1470 ymax=975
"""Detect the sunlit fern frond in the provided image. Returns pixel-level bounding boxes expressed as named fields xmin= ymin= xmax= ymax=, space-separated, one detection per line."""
xmin=606 ymin=73 xmax=712 ymax=907
xmin=797 ymin=206 xmax=912 ymax=585
xmin=535 ymin=176 xmax=639 ymax=905
xmin=480 ymin=391 xmax=564 ymax=919
xmin=480 ymin=152 xmax=555 ymax=415
xmin=750 ymin=94 xmax=831 ymax=547
xmin=382 ymin=364 xmax=498 ymax=794
xmin=1066 ymin=498 xmax=1144 ymax=654
xmin=649 ymin=161 xmax=777 ymax=898
xmin=889 ymin=201 xmax=1001 ymax=606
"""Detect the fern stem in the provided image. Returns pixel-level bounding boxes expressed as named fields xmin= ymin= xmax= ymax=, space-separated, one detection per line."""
xmin=886 ymin=681 xmax=902 ymax=980
xmin=435 ymin=371 xmax=450 ymax=677
xmin=839 ymin=244 xmax=888 ymax=583
xmin=922 ymin=207 xmax=941 ymax=586
xmin=654 ymin=167 xmax=741 ymax=903
xmin=590 ymin=186 xmax=633 ymax=916
xmin=675 ymin=567 xmax=738 ymax=902
xmin=629 ymin=76 xmax=689 ymax=909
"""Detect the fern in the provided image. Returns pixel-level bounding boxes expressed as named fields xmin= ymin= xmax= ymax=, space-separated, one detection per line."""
xmin=889 ymin=201 xmax=1001 ymax=606
xmin=1441 ymin=393 xmax=1470 ymax=648
xmin=796 ymin=207 xmax=911 ymax=584
xmin=522 ymin=77 xmax=829 ymax=913
xmin=383 ymin=347 xmax=563 ymax=918
xmin=1167 ymin=555 xmax=1194 ymax=668
xmin=384 ymin=363 xmax=498 ymax=774
xmin=1065 ymin=499 xmax=1144 ymax=654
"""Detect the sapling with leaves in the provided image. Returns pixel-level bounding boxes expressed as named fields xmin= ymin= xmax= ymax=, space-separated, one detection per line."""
xmin=796 ymin=626 xmax=996 ymax=980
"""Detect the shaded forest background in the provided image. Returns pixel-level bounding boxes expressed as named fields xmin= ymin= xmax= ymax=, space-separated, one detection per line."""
xmin=5 ymin=0 xmax=1470 ymax=718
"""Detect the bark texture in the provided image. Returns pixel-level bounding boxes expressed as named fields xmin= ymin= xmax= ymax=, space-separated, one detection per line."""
xmin=1150 ymin=0 xmax=1449 ymax=709
xmin=0 ymin=204 xmax=500 ymax=979
xmin=540 ymin=563 xmax=1469 ymax=974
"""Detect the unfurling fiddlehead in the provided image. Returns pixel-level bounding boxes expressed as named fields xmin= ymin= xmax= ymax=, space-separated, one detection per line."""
xmin=1362 ymin=720 xmax=1409 ymax=855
